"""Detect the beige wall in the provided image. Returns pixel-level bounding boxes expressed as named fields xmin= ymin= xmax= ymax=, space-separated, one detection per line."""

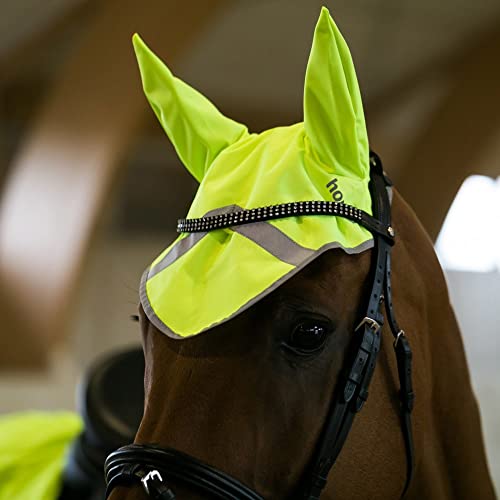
xmin=0 ymin=235 xmax=168 ymax=412
xmin=445 ymin=270 xmax=500 ymax=490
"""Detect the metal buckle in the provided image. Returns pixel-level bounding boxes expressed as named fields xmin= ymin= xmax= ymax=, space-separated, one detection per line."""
xmin=355 ymin=316 xmax=381 ymax=333
xmin=393 ymin=330 xmax=405 ymax=347
xmin=141 ymin=470 xmax=163 ymax=495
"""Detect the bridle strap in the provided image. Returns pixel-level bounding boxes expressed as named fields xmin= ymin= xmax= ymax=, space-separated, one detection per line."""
xmin=105 ymin=444 xmax=264 ymax=500
xmin=385 ymin=249 xmax=415 ymax=496
xmin=375 ymin=153 xmax=414 ymax=495
xmin=176 ymin=200 xmax=395 ymax=245
xmin=302 ymin=153 xmax=414 ymax=499
xmin=370 ymin=154 xmax=414 ymax=496
xmin=302 ymin=154 xmax=388 ymax=499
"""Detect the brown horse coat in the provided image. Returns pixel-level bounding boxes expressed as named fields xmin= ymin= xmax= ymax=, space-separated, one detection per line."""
xmin=110 ymin=190 xmax=496 ymax=499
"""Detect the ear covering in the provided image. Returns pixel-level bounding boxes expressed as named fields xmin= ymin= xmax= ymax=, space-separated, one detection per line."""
xmin=304 ymin=7 xmax=368 ymax=179
xmin=132 ymin=34 xmax=248 ymax=183
xmin=136 ymin=7 xmax=376 ymax=339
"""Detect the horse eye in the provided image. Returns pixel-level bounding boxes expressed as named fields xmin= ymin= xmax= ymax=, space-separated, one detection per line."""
xmin=284 ymin=321 xmax=328 ymax=355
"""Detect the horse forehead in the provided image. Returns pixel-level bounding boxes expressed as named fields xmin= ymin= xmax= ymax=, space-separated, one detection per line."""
xmin=293 ymin=248 xmax=371 ymax=282
xmin=271 ymin=250 xmax=372 ymax=305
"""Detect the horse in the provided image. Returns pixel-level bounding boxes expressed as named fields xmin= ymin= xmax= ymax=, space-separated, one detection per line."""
xmin=106 ymin=7 xmax=496 ymax=500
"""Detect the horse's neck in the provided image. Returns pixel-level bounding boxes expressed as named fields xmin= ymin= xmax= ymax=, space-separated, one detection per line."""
xmin=391 ymin=191 xmax=495 ymax=500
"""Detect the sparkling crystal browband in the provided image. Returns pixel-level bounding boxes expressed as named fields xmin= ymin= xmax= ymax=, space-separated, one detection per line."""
xmin=177 ymin=200 xmax=395 ymax=242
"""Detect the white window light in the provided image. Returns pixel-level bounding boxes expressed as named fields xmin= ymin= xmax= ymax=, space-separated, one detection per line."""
xmin=435 ymin=175 xmax=500 ymax=273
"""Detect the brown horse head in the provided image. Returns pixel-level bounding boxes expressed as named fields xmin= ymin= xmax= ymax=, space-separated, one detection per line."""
xmin=109 ymin=190 xmax=495 ymax=500
xmin=108 ymin=7 xmax=495 ymax=500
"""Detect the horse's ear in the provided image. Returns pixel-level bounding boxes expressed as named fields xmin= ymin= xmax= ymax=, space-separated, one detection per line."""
xmin=132 ymin=34 xmax=248 ymax=183
xmin=303 ymin=7 xmax=368 ymax=178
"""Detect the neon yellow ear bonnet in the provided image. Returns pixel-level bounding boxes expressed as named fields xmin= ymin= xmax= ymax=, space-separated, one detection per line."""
xmin=0 ymin=412 xmax=82 ymax=500
xmin=134 ymin=7 xmax=373 ymax=339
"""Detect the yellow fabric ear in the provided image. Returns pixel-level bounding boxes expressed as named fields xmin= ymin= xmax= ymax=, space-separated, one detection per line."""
xmin=303 ymin=7 xmax=368 ymax=179
xmin=133 ymin=34 xmax=248 ymax=183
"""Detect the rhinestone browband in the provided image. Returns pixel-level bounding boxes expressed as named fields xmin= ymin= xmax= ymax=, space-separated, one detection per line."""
xmin=177 ymin=201 xmax=395 ymax=242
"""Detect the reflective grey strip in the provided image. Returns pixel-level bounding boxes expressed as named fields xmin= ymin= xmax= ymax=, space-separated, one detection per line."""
xmin=140 ymin=238 xmax=374 ymax=341
xmin=148 ymin=200 xmax=389 ymax=279
xmin=148 ymin=205 xmax=242 ymax=280
xmin=233 ymin=222 xmax=314 ymax=266
xmin=149 ymin=232 xmax=206 ymax=278
xmin=140 ymin=266 xmax=184 ymax=339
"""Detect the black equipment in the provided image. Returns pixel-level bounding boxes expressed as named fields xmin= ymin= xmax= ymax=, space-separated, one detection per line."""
xmin=104 ymin=153 xmax=415 ymax=499
xmin=58 ymin=348 xmax=145 ymax=500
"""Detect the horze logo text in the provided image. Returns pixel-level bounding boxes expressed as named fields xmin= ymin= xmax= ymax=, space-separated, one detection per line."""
xmin=326 ymin=178 xmax=343 ymax=202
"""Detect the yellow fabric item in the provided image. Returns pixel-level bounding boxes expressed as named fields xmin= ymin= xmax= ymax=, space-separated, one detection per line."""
xmin=0 ymin=411 xmax=82 ymax=500
xmin=134 ymin=7 xmax=373 ymax=338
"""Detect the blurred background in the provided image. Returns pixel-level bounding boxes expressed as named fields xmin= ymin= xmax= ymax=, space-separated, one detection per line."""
xmin=0 ymin=0 xmax=499 ymax=493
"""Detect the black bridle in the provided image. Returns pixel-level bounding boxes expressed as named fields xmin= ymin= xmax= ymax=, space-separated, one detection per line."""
xmin=105 ymin=152 xmax=415 ymax=499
